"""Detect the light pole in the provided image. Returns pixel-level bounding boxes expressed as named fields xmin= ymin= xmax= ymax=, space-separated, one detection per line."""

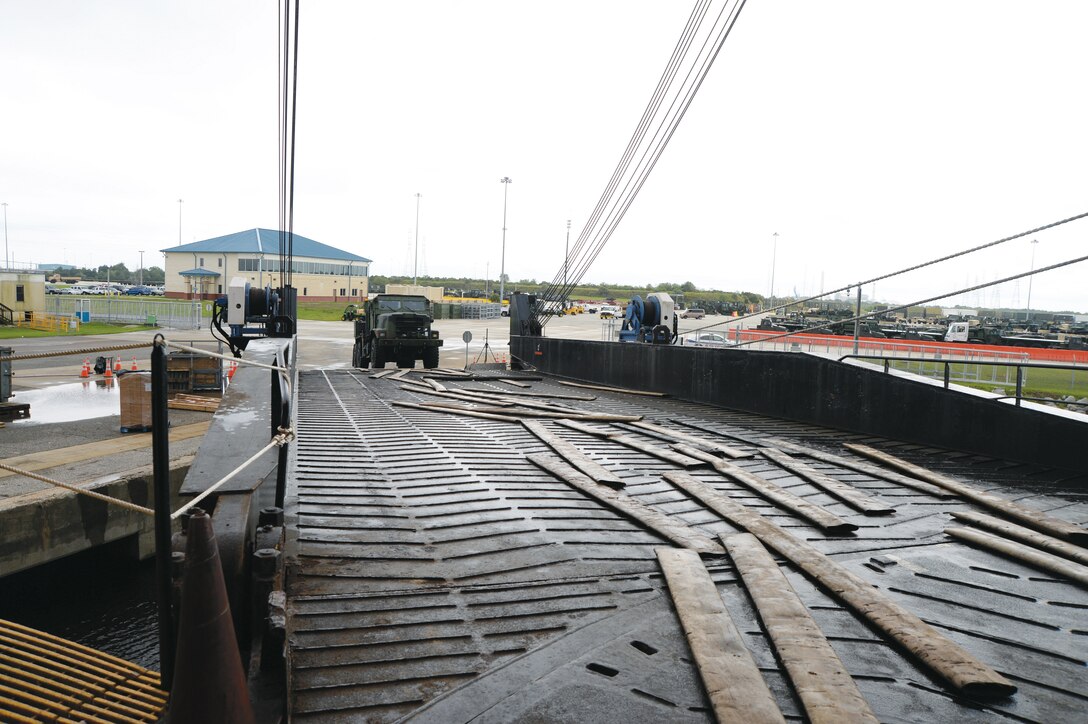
xmin=769 ymin=231 xmax=778 ymax=311
xmin=564 ymin=219 xmax=571 ymax=305
xmin=177 ymin=199 xmax=183 ymax=245
xmin=2 ymin=202 xmax=7 ymax=270
xmin=499 ymin=177 xmax=512 ymax=305
xmin=1026 ymin=238 xmax=1039 ymax=322
xmin=139 ymin=250 xmax=145 ymax=285
xmin=413 ymin=192 xmax=422 ymax=286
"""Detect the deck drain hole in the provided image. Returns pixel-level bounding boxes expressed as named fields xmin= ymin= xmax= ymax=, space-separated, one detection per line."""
xmin=630 ymin=640 xmax=658 ymax=655
xmin=586 ymin=663 xmax=619 ymax=678
xmin=631 ymin=689 xmax=677 ymax=707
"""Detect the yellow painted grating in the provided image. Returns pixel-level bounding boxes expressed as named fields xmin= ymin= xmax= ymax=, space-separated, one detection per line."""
xmin=0 ymin=618 xmax=166 ymax=723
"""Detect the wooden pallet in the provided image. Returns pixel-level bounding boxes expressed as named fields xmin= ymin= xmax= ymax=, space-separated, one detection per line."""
xmin=168 ymin=393 xmax=221 ymax=413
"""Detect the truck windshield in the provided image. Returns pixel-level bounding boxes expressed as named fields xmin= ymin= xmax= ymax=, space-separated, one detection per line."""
xmin=376 ymin=299 xmax=428 ymax=313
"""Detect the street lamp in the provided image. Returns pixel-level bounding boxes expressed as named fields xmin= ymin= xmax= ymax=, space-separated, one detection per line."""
xmin=138 ymin=250 xmax=145 ymax=285
xmin=413 ymin=192 xmax=422 ymax=286
xmin=1 ymin=202 xmax=8 ymax=270
xmin=1026 ymin=238 xmax=1039 ymax=322
xmin=769 ymin=231 xmax=778 ymax=311
xmin=499 ymin=177 xmax=512 ymax=305
xmin=177 ymin=199 xmax=183 ymax=245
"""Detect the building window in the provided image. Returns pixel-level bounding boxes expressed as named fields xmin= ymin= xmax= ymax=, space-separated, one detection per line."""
xmin=303 ymin=287 xmax=307 ymax=296
xmin=15 ymin=285 xmax=24 ymax=302
xmin=218 ymin=258 xmax=223 ymax=267
xmin=340 ymin=288 xmax=346 ymax=296
xmin=218 ymin=284 xmax=223 ymax=294
xmin=199 ymin=257 xmax=205 ymax=266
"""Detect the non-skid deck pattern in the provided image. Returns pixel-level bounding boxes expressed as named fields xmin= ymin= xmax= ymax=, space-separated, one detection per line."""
xmin=283 ymin=369 xmax=1088 ymax=722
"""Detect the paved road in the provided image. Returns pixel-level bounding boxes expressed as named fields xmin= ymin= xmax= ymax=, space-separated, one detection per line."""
xmin=4 ymin=310 xmax=755 ymax=391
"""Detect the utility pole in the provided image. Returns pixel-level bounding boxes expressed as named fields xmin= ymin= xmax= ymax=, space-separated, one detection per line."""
xmin=769 ymin=231 xmax=778 ymax=312
xmin=499 ymin=177 xmax=512 ymax=306
xmin=139 ymin=251 xmax=145 ymax=285
xmin=1022 ymin=238 xmax=1040 ymax=320
xmin=413 ymin=193 xmax=422 ymax=286
xmin=177 ymin=199 xmax=183 ymax=245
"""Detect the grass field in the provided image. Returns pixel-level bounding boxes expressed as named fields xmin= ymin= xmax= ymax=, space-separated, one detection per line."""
xmin=0 ymin=322 xmax=156 ymax=339
xmin=890 ymin=360 xmax=1088 ymax=402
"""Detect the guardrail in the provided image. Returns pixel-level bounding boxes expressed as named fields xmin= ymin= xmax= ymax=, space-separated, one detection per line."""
xmin=839 ymin=354 xmax=1088 ymax=408
xmin=732 ymin=328 xmax=1034 ymax=365
xmin=44 ymin=297 xmax=203 ymax=329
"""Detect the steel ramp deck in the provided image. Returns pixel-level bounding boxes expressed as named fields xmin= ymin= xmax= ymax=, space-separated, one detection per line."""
xmin=283 ymin=369 xmax=1088 ymax=722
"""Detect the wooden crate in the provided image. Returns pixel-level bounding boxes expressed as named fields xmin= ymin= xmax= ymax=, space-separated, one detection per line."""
xmin=166 ymin=352 xmax=222 ymax=393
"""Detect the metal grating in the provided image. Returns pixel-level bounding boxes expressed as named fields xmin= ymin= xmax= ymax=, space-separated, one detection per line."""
xmin=0 ymin=617 xmax=167 ymax=723
xmin=284 ymin=370 xmax=1088 ymax=722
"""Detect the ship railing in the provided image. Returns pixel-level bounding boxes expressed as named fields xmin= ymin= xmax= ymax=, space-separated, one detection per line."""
xmin=838 ymin=353 xmax=1088 ymax=409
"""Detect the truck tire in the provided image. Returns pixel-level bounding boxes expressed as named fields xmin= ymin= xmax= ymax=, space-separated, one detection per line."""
xmin=369 ymin=342 xmax=385 ymax=369
xmin=423 ymin=347 xmax=439 ymax=369
xmin=352 ymin=341 xmax=362 ymax=368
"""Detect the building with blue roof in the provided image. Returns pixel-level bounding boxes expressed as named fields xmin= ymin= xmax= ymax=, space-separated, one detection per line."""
xmin=161 ymin=229 xmax=371 ymax=301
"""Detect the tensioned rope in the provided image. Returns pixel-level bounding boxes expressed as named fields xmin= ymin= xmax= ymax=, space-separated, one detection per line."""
xmin=0 ymin=340 xmax=293 ymax=515
xmin=0 ymin=428 xmax=294 ymax=520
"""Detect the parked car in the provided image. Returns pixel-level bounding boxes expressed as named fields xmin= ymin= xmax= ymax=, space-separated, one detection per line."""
xmin=685 ymin=332 xmax=735 ymax=348
xmin=681 ymin=308 xmax=706 ymax=319
xmin=45 ymin=285 xmax=63 ymax=294
xmin=124 ymin=285 xmax=155 ymax=296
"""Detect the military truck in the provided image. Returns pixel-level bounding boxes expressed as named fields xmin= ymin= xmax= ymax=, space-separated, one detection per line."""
xmin=351 ymin=294 xmax=443 ymax=369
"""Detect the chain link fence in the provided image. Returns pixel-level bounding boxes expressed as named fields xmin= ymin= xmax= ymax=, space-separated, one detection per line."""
xmin=44 ymin=297 xmax=204 ymax=330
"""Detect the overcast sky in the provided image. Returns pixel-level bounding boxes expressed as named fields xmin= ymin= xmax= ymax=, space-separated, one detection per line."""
xmin=3 ymin=1 xmax=1086 ymax=312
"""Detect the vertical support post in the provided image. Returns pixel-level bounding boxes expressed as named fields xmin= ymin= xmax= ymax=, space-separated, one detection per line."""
xmin=944 ymin=362 xmax=951 ymax=389
xmin=852 ymin=284 xmax=862 ymax=355
xmin=1015 ymin=366 xmax=1023 ymax=406
xmin=151 ymin=336 xmax=175 ymax=690
xmin=272 ymin=348 xmax=289 ymax=508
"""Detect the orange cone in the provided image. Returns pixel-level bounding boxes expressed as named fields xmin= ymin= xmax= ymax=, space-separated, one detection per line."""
xmin=130 ymin=356 xmax=138 ymax=371
xmin=114 ymin=357 xmax=122 ymax=372
xmin=80 ymin=359 xmax=90 ymax=378
xmin=104 ymin=363 xmax=112 ymax=379
xmin=168 ymin=510 xmax=256 ymax=724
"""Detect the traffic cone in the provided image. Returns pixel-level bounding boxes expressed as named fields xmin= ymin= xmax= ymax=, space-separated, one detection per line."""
xmin=130 ymin=356 xmax=138 ymax=371
xmin=114 ymin=357 xmax=122 ymax=372
xmin=227 ymin=361 xmax=237 ymax=380
xmin=167 ymin=509 xmax=256 ymax=724
xmin=104 ymin=362 xmax=113 ymax=379
xmin=80 ymin=359 xmax=90 ymax=378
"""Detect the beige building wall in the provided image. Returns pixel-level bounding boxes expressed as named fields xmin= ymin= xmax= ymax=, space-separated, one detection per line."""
xmin=385 ymin=284 xmax=444 ymax=302
xmin=0 ymin=272 xmax=47 ymax=317
xmin=164 ymin=251 xmax=369 ymax=301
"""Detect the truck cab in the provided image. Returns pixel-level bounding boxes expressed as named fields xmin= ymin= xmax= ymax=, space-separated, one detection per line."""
xmin=352 ymin=294 xmax=443 ymax=369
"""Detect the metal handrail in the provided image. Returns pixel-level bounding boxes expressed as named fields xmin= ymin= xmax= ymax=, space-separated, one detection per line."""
xmin=839 ymin=354 xmax=1088 ymax=408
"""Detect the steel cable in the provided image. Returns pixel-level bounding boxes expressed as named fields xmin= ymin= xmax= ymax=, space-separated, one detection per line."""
xmin=730 ymin=251 xmax=1088 ymax=349
xmin=682 ymin=209 xmax=1088 ymax=339
xmin=537 ymin=0 xmax=748 ymax=326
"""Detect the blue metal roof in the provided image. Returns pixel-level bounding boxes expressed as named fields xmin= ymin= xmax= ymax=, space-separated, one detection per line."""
xmin=178 ymin=268 xmax=221 ymax=277
xmin=162 ymin=229 xmax=371 ymax=263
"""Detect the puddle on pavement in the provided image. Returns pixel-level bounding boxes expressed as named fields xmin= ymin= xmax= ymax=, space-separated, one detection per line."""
xmin=8 ymin=380 xmax=122 ymax=425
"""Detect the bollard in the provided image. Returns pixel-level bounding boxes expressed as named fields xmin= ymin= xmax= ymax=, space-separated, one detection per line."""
xmin=167 ymin=509 xmax=256 ymax=724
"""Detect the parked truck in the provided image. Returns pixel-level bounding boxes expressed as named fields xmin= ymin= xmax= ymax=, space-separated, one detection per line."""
xmin=351 ymin=294 xmax=443 ymax=369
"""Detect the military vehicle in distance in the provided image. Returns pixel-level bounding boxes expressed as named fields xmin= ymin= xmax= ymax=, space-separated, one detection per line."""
xmin=351 ymin=294 xmax=443 ymax=369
